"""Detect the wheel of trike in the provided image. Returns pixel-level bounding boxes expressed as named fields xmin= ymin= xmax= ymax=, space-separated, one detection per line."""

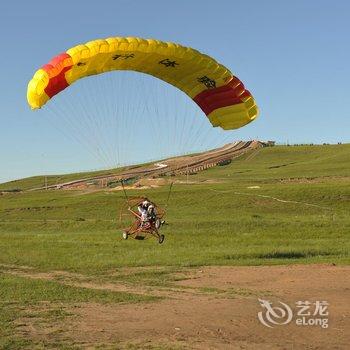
xmin=158 ymin=234 xmax=165 ymax=244
xmin=155 ymin=218 xmax=161 ymax=229
xmin=122 ymin=231 xmax=128 ymax=240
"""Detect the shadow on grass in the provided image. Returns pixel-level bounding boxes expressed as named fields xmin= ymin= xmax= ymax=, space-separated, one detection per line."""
xmin=223 ymin=250 xmax=333 ymax=261
xmin=256 ymin=251 xmax=332 ymax=259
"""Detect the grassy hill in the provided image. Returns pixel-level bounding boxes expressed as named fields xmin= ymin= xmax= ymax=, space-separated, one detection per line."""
xmin=0 ymin=144 xmax=349 ymax=271
xmin=0 ymin=167 xmax=123 ymax=192
xmin=1 ymin=143 xmax=349 ymax=348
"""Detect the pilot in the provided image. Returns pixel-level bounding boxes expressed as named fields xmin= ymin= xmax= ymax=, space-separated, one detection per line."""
xmin=138 ymin=200 xmax=150 ymax=223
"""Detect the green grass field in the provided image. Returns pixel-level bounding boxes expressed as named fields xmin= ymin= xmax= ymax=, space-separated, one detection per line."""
xmin=1 ymin=144 xmax=349 ymax=269
xmin=0 ymin=144 xmax=349 ymax=348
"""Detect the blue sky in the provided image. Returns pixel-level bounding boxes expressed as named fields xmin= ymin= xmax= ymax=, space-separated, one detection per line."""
xmin=0 ymin=0 xmax=349 ymax=183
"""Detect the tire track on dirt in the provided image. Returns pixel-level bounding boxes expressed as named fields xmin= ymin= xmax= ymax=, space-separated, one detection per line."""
xmin=0 ymin=264 xmax=228 ymax=300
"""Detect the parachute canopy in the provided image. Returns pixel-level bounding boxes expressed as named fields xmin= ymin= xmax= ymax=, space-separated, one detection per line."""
xmin=27 ymin=37 xmax=258 ymax=130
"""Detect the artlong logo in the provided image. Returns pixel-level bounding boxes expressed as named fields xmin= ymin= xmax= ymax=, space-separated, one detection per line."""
xmin=257 ymin=299 xmax=293 ymax=328
xmin=257 ymin=299 xmax=329 ymax=329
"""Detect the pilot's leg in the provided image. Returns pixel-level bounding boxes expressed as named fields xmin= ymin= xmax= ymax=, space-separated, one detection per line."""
xmin=140 ymin=212 xmax=147 ymax=227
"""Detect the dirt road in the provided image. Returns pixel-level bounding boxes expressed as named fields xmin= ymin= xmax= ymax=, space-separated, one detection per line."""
xmin=7 ymin=264 xmax=350 ymax=349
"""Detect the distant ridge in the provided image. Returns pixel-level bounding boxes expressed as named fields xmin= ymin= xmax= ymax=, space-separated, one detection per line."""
xmin=30 ymin=141 xmax=268 ymax=191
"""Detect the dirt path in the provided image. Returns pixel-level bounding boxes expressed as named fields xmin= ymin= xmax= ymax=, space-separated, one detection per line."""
xmin=2 ymin=264 xmax=349 ymax=349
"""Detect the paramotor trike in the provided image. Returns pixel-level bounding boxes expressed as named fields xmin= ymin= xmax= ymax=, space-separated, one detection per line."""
xmin=120 ymin=197 xmax=166 ymax=244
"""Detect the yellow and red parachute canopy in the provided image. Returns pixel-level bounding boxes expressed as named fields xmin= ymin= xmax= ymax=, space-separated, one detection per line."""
xmin=27 ymin=37 xmax=258 ymax=130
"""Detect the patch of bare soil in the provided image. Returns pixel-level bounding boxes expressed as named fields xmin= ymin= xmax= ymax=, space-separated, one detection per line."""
xmin=5 ymin=264 xmax=350 ymax=349
xmin=134 ymin=178 xmax=169 ymax=187
xmin=110 ymin=178 xmax=226 ymax=191
xmin=70 ymin=265 xmax=349 ymax=349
